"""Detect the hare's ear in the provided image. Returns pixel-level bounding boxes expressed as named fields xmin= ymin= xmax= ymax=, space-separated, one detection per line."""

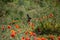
xmin=27 ymin=14 xmax=29 ymax=17
xmin=27 ymin=14 xmax=31 ymax=19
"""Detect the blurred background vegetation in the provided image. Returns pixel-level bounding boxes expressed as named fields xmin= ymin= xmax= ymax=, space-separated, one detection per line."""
xmin=0 ymin=0 xmax=60 ymax=35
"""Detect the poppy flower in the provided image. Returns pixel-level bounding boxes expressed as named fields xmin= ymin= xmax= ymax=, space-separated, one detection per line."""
xmin=37 ymin=37 xmax=41 ymax=40
xmin=21 ymin=37 xmax=25 ymax=40
xmin=25 ymin=31 xmax=29 ymax=35
xmin=58 ymin=36 xmax=60 ymax=40
xmin=25 ymin=37 xmax=30 ymax=40
xmin=41 ymin=37 xmax=47 ymax=40
xmin=29 ymin=31 xmax=36 ymax=36
xmin=32 ymin=32 xmax=36 ymax=36
xmin=15 ymin=24 xmax=20 ymax=29
xmin=49 ymin=35 xmax=54 ymax=40
xmin=10 ymin=30 xmax=16 ymax=38
xmin=34 ymin=37 xmax=37 ymax=40
xmin=11 ymin=30 xmax=15 ymax=33
xmin=48 ymin=13 xmax=54 ymax=18
xmin=29 ymin=31 xmax=33 ymax=36
xmin=7 ymin=25 xmax=11 ymax=29
xmin=10 ymin=30 xmax=16 ymax=34
xmin=11 ymin=32 xmax=16 ymax=38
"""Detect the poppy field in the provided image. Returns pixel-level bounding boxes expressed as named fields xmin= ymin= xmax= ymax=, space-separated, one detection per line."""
xmin=0 ymin=0 xmax=60 ymax=40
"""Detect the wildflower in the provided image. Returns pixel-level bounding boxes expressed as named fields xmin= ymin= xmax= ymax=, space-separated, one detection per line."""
xmin=37 ymin=37 xmax=41 ymax=40
xmin=11 ymin=30 xmax=15 ymax=33
xmin=41 ymin=37 xmax=47 ymax=40
xmin=15 ymin=24 xmax=20 ymax=29
xmin=33 ymin=32 xmax=36 ymax=36
xmin=58 ymin=36 xmax=60 ymax=40
xmin=34 ymin=37 xmax=37 ymax=40
xmin=29 ymin=31 xmax=33 ymax=36
xmin=48 ymin=13 xmax=54 ymax=18
xmin=10 ymin=30 xmax=16 ymax=38
xmin=10 ymin=30 xmax=16 ymax=34
xmin=7 ymin=25 xmax=11 ymax=29
xmin=25 ymin=31 xmax=29 ymax=35
xmin=49 ymin=35 xmax=54 ymax=40
xmin=11 ymin=32 xmax=16 ymax=38
xmin=25 ymin=37 xmax=30 ymax=40
xmin=21 ymin=37 xmax=25 ymax=40
xmin=29 ymin=31 xmax=36 ymax=36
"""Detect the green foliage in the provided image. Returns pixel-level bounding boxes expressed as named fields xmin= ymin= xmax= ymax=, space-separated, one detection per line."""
xmin=18 ymin=0 xmax=24 ymax=5
xmin=1 ymin=0 xmax=13 ymax=3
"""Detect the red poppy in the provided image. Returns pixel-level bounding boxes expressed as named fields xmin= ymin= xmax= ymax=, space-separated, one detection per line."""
xmin=11 ymin=32 xmax=16 ymax=38
xmin=48 ymin=13 xmax=54 ymax=18
xmin=49 ymin=35 xmax=54 ymax=40
xmin=21 ymin=37 xmax=25 ymax=40
xmin=25 ymin=37 xmax=30 ymax=40
xmin=25 ymin=31 xmax=29 ymax=35
xmin=7 ymin=25 xmax=11 ymax=29
xmin=29 ymin=32 xmax=36 ymax=36
xmin=34 ymin=37 xmax=37 ymax=40
xmin=37 ymin=37 xmax=41 ymax=40
xmin=58 ymin=36 xmax=60 ymax=40
xmin=11 ymin=30 xmax=16 ymax=33
xmin=15 ymin=24 xmax=20 ymax=29
xmin=10 ymin=30 xmax=16 ymax=38
xmin=41 ymin=37 xmax=47 ymax=40
xmin=29 ymin=31 xmax=33 ymax=36
xmin=33 ymin=32 xmax=36 ymax=36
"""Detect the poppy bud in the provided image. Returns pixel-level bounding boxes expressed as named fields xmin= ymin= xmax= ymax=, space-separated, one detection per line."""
xmin=58 ymin=36 xmax=60 ymax=40
xmin=8 ymin=25 xmax=11 ymax=29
